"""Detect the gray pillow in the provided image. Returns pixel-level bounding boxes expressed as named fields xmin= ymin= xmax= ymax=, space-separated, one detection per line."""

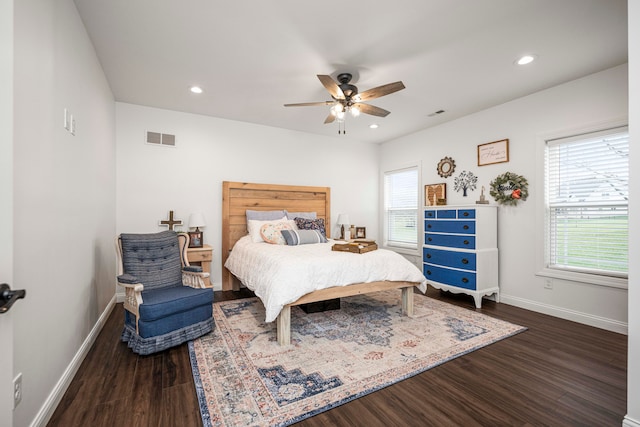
xmin=281 ymin=229 xmax=327 ymax=246
xmin=245 ymin=209 xmax=286 ymax=221
xmin=285 ymin=210 xmax=317 ymax=220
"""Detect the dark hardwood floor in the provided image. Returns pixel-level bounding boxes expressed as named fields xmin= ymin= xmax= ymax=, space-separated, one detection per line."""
xmin=48 ymin=288 xmax=627 ymax=426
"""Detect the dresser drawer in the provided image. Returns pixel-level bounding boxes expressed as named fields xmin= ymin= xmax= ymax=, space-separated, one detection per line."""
xmin=425 ymin=233 xmax=476 ymax=249
xmin=423 ymin=247 xmax=476 ymax=271
xmin=437 ymin=209 xmax=456 ymax=218
xmin=423 ymin=264 xmax=477 ymax=290
xmin=457 ymin=209 xmax=476 ymax=219
xmin=424 ymin=220 xmax=475 ymax=234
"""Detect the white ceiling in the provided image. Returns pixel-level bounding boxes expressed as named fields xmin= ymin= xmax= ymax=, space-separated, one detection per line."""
xmin=74 ymin=0 xmax=628 ymax=144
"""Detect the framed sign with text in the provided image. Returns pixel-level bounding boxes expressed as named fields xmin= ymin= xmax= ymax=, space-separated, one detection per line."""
xmin=478 ymin=139 xmax=509 ymax=166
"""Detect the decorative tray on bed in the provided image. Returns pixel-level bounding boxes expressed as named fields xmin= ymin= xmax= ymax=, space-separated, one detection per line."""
xmin=331 ymin=239 xmax=378 ymax=254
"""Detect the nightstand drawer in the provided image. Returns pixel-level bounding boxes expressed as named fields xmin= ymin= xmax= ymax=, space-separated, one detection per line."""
xmin=188 ymin=250 xmax=212 ymax=262
xmin=424 ymin=220 xmax=475 ymax=234
xmin=423 ymin=264 xmax=477 ymax=290
xmin=425 ymin=233 xmax=476 ymax=249
xmin=423 ymin=247 xmax=476 ymax=271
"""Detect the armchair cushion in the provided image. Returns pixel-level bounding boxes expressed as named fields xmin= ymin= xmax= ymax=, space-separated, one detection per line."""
xmin=183 ymin=266 xmax=203 ymax=273
xmin=139 ymin=286 xmax=213 ymax=322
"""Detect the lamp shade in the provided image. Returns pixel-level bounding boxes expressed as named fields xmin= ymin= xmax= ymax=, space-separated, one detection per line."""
xmin=188 ymin=212 xmax=206 ymax=229
xmin=336 ymin=214 xmax=350 ymax=225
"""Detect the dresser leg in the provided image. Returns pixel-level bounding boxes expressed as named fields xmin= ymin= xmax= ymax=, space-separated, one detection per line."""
xmin=473 ymin=294 xmax=483 ymax=309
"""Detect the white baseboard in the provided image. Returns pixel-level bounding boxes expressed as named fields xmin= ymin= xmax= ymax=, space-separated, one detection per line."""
xmin=500 ymin=294 xmax=628 ymax=335
xmin=31 ymin=295 xmax=117 ymax=427
xmin=624 ymin=415 xmax=640 ymax=427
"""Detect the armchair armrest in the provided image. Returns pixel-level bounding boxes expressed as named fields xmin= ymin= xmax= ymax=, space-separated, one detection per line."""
xmin=117 ymin=276 xmax=144 ymax=333
xmin=117 ymin=273 xmax=140 ymax=284
xmin=182 ymin=269 xmax=210 ymax=289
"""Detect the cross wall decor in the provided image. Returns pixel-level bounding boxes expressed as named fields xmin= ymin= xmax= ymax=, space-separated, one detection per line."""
xmin=159 ymin=210 xmax=182 ymax=230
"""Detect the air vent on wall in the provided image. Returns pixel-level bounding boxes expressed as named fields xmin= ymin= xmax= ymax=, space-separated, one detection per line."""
xmin=427 ymin=109 xmax=446 ymax=118
xmin=146 ymin=131 xmax=176 ymax=147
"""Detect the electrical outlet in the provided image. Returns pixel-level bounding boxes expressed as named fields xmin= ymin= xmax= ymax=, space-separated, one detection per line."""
xmin=544 ymin=278 xmax=553 ymax=290
xmin=13 ymin=373 xmax=22 ymax=408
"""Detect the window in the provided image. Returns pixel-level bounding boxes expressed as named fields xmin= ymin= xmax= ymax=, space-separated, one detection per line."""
xmin=384 ymin=167 xmax=418 ymax=249
xmin=545 ymin=126 xmax=628 ymax=280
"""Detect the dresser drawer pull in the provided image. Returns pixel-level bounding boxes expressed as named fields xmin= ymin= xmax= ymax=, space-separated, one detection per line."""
xmin=426 ymin=254 xmax=432 ymax=259
xmin=427 ymin=237 xmax=433 ymax=242
xmin=427 ymin=224 xmax=432 ymax=229
xmin=461 ymin=258 xmax=469 ymax=264
xmin=462 ymin=277 xmax=469 ymax=284
xmin=462 ymin=211 xmax=469 ymax=217
xmin=463 ymin=240 xmax=469 ymax=245
xmin=426 ymin=270 xmax=432 ymax=275
xmin=463 ymin=225 xmax=469 ymax=230
xmin=427 ymin=212 xmax=434 ymax=217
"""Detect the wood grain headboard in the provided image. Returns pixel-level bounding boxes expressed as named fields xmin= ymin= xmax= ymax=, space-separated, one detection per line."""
xmin=221 ymin=181 xmax=331 ymax=290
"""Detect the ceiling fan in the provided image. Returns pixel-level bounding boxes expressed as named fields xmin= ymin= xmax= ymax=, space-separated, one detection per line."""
xmin=284 ymin=73 xmax=405 ymax=132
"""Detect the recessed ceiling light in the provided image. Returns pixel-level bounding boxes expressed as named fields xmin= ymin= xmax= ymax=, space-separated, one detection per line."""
xmin=190 ymin=86 xmax=203 ymax=94
xmin=515 ymin=54 xmax=537 ymax=65
xmin=369 ymin=124 xmax=379 ymax=129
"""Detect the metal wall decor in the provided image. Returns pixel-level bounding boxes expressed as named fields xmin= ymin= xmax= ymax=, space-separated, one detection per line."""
xmin=453 ymin=170 xmax=478 ymax=197
xmin=437 ymin=157 xmax=456 ymax=178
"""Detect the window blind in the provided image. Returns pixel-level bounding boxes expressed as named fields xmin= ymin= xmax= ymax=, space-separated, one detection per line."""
xmin=384 ymin=167 xmax=418 ymax=247
xmin=546 ymin=127 xmax=629 ymax=277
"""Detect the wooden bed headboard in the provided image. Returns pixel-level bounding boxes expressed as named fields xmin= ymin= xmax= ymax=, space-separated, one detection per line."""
xmin=221 ymin=181 xmax=331 ymax=290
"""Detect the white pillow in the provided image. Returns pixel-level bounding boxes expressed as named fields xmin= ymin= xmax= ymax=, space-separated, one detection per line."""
xmin=247 ymin=217 xmax=290 ymax=243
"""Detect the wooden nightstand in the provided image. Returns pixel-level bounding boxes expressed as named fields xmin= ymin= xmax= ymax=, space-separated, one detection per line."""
xmin=186 ymin=244 xmax=213 ymax=288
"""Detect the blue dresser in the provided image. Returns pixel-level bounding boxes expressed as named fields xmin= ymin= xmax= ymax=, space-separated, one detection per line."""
xmin=423 ymin=205 xmax=499 ymax=308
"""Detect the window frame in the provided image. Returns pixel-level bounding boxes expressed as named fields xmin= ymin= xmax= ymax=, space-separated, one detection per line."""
xmin=381 ymin=165 xmax=420 ymax=253
xmin=535 ymin=120 xmax=629 ymax=289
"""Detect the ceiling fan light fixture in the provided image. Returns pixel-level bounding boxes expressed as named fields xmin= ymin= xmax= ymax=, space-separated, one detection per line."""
xmin=350 ymin=106 xmax=360 ymax=117
xmin=336 ymin=111 xmax=346 ymax=120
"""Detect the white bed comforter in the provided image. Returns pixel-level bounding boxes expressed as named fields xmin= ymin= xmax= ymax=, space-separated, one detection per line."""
xmin=224 ymin=236 xmax=427 ymax=322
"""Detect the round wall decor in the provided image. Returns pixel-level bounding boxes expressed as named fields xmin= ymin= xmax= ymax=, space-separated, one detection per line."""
xmin=437 ymin=157 xmax=456 ymax=178
xmin=489 ymin=172 xmax=529 ymax=205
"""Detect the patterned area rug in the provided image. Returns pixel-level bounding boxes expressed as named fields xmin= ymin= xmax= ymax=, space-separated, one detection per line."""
xmin=189 ymin=290 xmax=525 ymax=426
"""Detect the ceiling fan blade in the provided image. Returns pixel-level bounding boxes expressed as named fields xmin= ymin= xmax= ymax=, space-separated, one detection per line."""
xmin=324 ymin=113 xmax=336 ymax=124
xmin=317 ymin=75 xmax=345 ymax=100
xmin=355 ymin=81 xmax=405 ymax=102
xmin=284 ymin=101 xmax=333 ymax=107
xmin=355 ymin=103 xmax=391 ymax=117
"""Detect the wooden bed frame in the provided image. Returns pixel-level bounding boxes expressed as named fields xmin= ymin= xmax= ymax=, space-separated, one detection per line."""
xmin=221 ymin=181 xmax=418 ymax=345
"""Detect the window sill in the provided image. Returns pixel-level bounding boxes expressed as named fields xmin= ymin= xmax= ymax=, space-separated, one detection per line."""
xmin=381 ymin=245 xmax=419 ymax=257
xmin=536 ymin=268 xmax=627 ymax=289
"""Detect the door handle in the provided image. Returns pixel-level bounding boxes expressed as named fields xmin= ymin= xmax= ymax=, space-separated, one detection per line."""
xmin=0 ymin=283 xmax=26 ymax=314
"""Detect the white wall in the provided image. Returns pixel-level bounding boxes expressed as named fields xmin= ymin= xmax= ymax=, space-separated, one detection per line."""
xmin=625 ymin=2 xmax=639 ymax=426
xmin=116 ymin=103 xmax=380 ymax=290
xmin=12 ymin=0 xmax=116 ymax=425
xmin=1 ymin=0 xmax=14 ymax=424
xmin=380 ymin=64 xmax=629 ymax=333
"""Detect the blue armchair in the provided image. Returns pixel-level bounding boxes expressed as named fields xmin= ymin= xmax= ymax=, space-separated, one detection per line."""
xmin=115 ymin=231 xmax=214 ymax=355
